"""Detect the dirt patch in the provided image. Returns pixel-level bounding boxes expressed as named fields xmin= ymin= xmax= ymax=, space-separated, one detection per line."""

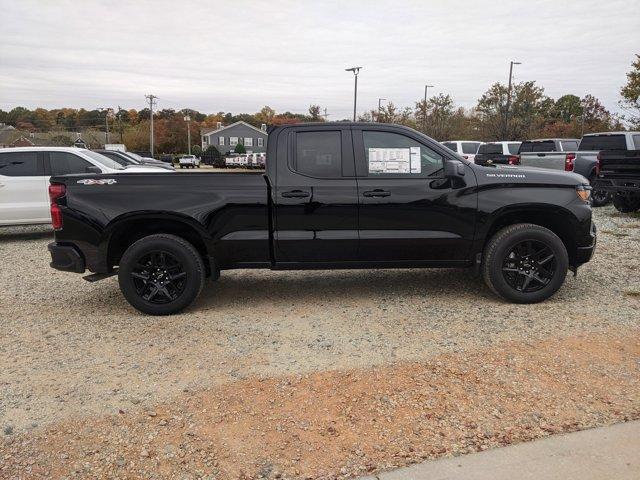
xmin=3 ymin=331 xmax=638 ymax=479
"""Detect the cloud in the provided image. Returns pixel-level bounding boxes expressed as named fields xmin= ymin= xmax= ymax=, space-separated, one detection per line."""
xmin=0 ymin=0 xmax=638 ymax=118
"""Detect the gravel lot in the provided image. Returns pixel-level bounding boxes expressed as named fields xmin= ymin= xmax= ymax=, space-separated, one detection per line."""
xmin=1 ymin=206 xmax=639 ymax=478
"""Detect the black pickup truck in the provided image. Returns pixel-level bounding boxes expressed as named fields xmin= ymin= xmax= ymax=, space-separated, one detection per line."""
xmin=595 ymin=149 xmax=640 ymax=212
xmin=48 ymin=122 xmax=596 ymax=315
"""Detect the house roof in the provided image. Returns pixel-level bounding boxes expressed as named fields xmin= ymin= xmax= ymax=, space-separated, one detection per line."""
xmin=201 ymin=121 xmax=268 ymax=137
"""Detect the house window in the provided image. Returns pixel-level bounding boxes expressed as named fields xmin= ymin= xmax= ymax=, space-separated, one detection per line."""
xmin=244 ymin=137 xmax=253 ymax=147
xmin=203 ymin=136 xmax=208 ymax=145
xmin=229 ymin=137 xmax=238 ymax=146
xmin=257 ymin=138 xmax=264 ymax=147
xmin=219 ymin=136 xmax=225 ymax=146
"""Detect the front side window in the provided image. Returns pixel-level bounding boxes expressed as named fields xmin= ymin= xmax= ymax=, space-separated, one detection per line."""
xmin=49 ymin=152 xmax=92 ymax=175
xmin=244 ymin=137 xmax=253 ymax=147
xmin=218 ymin=136 xmax=224 ymax=146
xmin=0 ymin=152 xmax=41 ymax=176
xmin=294 ymin=131 xmax=342 ymax=177
xmin=363 ymin=131 xmax=443 ymax=177
xmin=229 ymin=137 xmax=238 ymax=146
xmin=257 ymin=137 xmax=264 ymax=147
xmin=461 ymin=142 xmax=480 ymax=154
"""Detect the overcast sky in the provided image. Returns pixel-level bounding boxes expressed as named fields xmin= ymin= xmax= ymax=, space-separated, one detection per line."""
xmin=1 ymin=0 xmax=638 ymax=119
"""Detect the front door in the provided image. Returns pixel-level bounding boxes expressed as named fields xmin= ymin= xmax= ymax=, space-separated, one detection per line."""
xmin=0 ymin=151 xmax=48 ymax=225
xmin=353 ymin=127 xmax=477 ymax=262
xmin=274 ymin=127 xmax=359 ymax=263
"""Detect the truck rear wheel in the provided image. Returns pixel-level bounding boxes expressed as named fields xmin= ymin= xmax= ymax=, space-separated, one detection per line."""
xmin=482 ymin=223 xmax=568 ymax=304
xmin=118 ymin=234 xmax=205 ymax=315
xmin=589 ymin=175 xmax=611 ymax=207
xmin=612 ymin=194 xmax=640 ymax=213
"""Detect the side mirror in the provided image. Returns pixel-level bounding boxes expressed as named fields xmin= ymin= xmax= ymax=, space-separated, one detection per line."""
xmin=443 ymin=160 xmax=465 ymax=177
xmin=85 ymin=166 xmax=102 ymax=174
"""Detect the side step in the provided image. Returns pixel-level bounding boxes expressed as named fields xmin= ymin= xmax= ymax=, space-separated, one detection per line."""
xmin=83 ymin=270 xmax=118 ymax=282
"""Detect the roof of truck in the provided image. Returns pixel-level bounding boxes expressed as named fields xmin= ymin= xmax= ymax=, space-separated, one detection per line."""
xmin=583 ymin=131 xmax=639 ymax=136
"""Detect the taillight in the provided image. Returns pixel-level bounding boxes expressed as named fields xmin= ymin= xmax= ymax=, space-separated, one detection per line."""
xmin=48 ymin=183 xmax=66 ymax=230
xmin=596 ymin=153 xmax=601 ymax=175
xmin=508 ymin=155 xmax=520 ymax=165
xmin=564 ymin=153 xmax=575 ymax=171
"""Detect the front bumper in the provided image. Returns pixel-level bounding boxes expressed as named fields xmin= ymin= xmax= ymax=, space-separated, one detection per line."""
xmin=48 ymin=242 xmax=86 ymax=273
xmin=575 ymin=222 xmax=597 ymax=265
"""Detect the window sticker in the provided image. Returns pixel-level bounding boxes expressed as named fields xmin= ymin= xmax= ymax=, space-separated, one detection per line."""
xmin=410 ymin=147 xmax=421 ymax=173
xmin=368 ymin=148 xmax=411 ymax=174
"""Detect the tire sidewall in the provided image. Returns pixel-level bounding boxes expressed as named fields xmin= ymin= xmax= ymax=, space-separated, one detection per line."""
xmin=118 ymin=235 xmax=204 ymax=315
xmin=487 ymin=227 xmax=568 ymax=304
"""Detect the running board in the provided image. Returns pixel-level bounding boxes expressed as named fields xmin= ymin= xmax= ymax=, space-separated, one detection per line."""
xmin=83 ymin=270 xmax=118 ymax=282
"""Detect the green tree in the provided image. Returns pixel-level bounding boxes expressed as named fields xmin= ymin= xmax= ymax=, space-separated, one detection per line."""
xmin=203 ymin=145 xmax=223 ymax=166
xmin=553 ymin=94 xmax=582 ymax=122
xmin=308 ymin=104 xmax=322 ymax=121
xmin=234 ymin=142 xmax=246 ymax=154
xmin=620 ymin=54 xmax=640 ymax=128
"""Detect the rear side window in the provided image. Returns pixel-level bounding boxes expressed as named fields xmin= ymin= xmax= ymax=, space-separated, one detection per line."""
xmin=363 ymin=131 xmax=443 ymax=178
xmin=579 ymin=135 xmax=626 ymax=151
xmin=560 ymin=141 xmax=578 ymax=151
xmin=294 ymin=131 xmax=342 ymax=177
xmin=508 ymin=143 xmax=521 ymax=154
xmin=49 ymin=152 xmax=92 ymax=176
xmin=461 ymin=142 xmax=480 ymax=154
xmin=519 ymin=141 xmax=556 ymax=153
xmin=0 ymin=152 xmax=42 ymax=176
xmin=478 ymin=143 xmax=502 ymax=154
xmin=442 ymin=142 xmax=458 ymax=152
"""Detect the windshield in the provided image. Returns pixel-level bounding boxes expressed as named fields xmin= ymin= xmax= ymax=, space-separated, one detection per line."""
xmin=477 ymin=143 xmax=503 ymax=154
xmin=519 ymin=140 xmax=556 ymax=153
xmin=578 ymin=134 xmax=626 ymax=151
xmin=123 ymin=152 xmax=143 ymax=162
xmin=83 ymin=151 xmax=125 ymax=170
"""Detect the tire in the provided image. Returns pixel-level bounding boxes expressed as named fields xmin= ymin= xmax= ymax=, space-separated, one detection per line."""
xmin=118 ymin=234 xmax=205 ymax=315
xmin=612 ymin=194 xmax=640 ymax=213
xmin=589 ymin=176 xmax=612 ymax=207
xmin=482 ymin=223 xmax=568 ymax=304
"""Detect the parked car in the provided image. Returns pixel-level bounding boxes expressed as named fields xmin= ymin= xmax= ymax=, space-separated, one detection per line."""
xmin=441 ymin=140 xmax=483 ymax=162
xmin=159 ymin=154 xmax=174 ymax=164
xmin=94 ymin=149 xmax=174 ymax=171
xmin=474 ymin=141 xmax=522 ymax=166
xmin=47 ymin=123 xmax=596 ymax=315
xmin=179 ymin=155 xmax=201 ymax=169
xmin=594 ymin=143 xmax=640 ymax=212
xmin=0 ymin=147 xmax=168 ymax=226
xmin=517 ymin=138 xmax=610 ymax=206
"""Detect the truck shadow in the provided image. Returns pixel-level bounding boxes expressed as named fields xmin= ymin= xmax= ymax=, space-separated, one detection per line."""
xmin=196 ymin=268 xmax=484 ymax=310
xmin=0 ymin=226 xmax=53 ymax=242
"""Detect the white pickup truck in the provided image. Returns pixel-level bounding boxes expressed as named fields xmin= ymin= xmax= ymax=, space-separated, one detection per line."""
xmin=178 ymin=155 xmax=201 ymax=169
xmin=0 ymin=147 xmax=168 ymax=226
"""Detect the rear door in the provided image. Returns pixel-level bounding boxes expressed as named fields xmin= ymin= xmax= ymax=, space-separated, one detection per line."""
xmin=353 ymin=127 xmax=477 ymax=262
xmin=273 ymin=126 xmax=359 ymax=263
xmin=0 ymin=151 xmax=48 ymax=225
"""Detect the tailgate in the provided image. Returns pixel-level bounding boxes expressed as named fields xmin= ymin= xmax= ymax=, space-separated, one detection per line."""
xmin=519 ymin=152 xmax=565 ymax=170
xmin=599 ymin=150 xmax=640 ymax=174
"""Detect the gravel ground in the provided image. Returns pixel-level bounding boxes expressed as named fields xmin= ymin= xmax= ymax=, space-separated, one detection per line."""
xmin=0 ymin=206 xmax=639 ymax=478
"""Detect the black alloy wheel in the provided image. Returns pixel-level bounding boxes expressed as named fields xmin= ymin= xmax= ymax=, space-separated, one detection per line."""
xmin=501 ymin=240 xmax=556 ymax=293
xmin=130 ymin=250 xmax=187 ymax=304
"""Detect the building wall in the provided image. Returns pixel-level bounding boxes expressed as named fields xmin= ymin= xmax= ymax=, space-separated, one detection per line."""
xmin=202 ymin=124 xmax=267 ymax=154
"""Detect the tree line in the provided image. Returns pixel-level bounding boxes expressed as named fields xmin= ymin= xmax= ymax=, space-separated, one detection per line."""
xmin=2 ymin=55 xmax=638 ymax=154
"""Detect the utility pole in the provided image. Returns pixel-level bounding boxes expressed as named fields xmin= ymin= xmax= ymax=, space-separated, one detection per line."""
xmin=321 ymin=108 xmax=330 ymax=120
xmin=345 ymin=67 xmax=362 ymax=121
xmin=117 ymin=106 xmax=124 ymax=143
xmin=183 ymin=112 xmax=192 ymax=155
xmin=99 ymin=107 xmax=111 ymax=145
xmin=377 ymin=98 xmax=386 ymax=122
xmin=423 ymin=84 xmax=434 ymax=130
xmin=504 ymin=61 xmax=521 ymax=139
xmin=145 ymin=94 xmax=158 ymax=157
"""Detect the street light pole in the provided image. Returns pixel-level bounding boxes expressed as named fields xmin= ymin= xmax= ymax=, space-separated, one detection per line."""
xmin=378 ymin=98 xmax=386 ymax=122
xmin=504 ymin=61 xmax=521 ymax=139
xmin=345 ymin=67 xmax=362 ymax=121
xmin=99 ymin=107 xmax=111 ymax=145
xmin=145 ymin=94 xmax=157 ymax=157
xmin=423 ymin=84 xmax=434 ymax=130
xmin=184 ymin=114 xmax=192 ymax=155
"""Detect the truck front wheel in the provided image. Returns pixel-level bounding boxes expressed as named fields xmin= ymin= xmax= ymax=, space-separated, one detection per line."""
xmin=482 ymin=224 xmax=568 ymax=304
xmin=118 ymin=234 xmax=205 ymax=315
xmin=612 ymin=194 xmax=640 ymax=213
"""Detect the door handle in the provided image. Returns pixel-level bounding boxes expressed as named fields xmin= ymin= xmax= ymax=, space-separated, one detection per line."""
xmin=363 ymin=189 xmax=391 ymax=197
xmin=281 ymin=190 xmax=310 ymax=198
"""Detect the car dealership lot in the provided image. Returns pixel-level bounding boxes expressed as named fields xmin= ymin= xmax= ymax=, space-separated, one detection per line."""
xmin=1 ymin=206 xmax=639 ymax=478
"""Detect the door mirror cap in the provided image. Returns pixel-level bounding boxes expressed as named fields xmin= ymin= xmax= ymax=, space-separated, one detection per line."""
xmin=443 ymin=160 xmax=465 ymax=177
xmin=85 ymin=166 xmax=102 ymax=174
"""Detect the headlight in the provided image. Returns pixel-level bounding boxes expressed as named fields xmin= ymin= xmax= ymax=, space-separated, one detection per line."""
xmin=576 ymin=184 xmax=591 ymax=202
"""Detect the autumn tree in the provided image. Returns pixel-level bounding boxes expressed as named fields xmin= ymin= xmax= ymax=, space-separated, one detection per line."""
xmin=620 ymin=54 xmax=640 ymax=128
xmin=308 ymin=104 xmax=322 ymax=121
